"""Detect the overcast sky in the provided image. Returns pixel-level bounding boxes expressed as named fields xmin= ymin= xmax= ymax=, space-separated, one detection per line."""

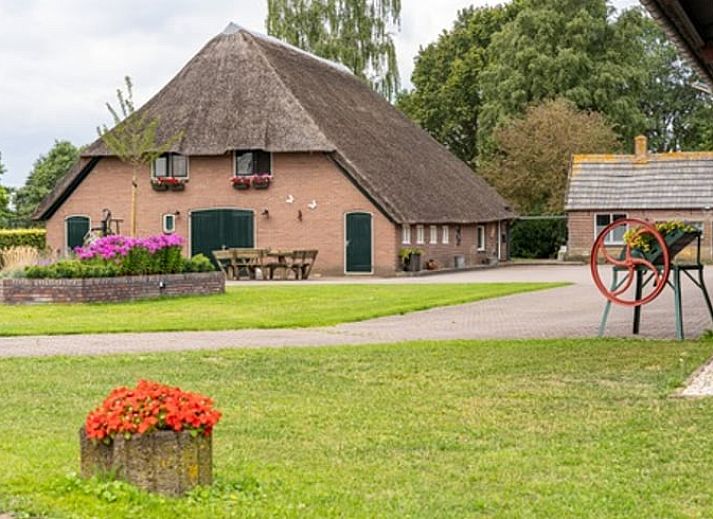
xmin=0 ymin=0 xmax=640 ymax=187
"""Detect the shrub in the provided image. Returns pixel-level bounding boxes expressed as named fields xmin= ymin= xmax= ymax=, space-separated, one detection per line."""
xmin=85 ymin=380 xmax=222 ymax=442
xmin=0 ymin=229 xmax=46 ymax=250
xmin=510 ymin=218 xmax=567 ymax=259
xmin=25 ymin=260 xmax=120 ymax=279
xmin=185 ymin=254 xmax=215 ymax=273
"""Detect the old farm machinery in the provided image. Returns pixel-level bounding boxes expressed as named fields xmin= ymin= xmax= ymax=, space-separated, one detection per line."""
xmin=591 ymin=218 xmax=713 ymax=339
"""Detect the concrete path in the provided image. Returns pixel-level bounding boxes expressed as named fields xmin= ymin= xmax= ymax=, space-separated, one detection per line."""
xmin=2 ymin=265 xmax=713 ymax=359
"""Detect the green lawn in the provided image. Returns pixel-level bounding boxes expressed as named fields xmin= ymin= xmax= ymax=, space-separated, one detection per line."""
xmin=0 ymin=283 xmax=561 ymax=336
xmin=1 ymin=339 xmax=713 ymax=517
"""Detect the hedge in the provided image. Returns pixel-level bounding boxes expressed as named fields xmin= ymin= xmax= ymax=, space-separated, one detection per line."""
xmin=0 ymin=229 xmax=47 ymax=250
xmin=510 ymin=218 xmax=567 ymax=259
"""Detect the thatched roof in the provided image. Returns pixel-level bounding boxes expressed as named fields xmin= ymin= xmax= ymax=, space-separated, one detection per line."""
xmin=36 ymin=24 xmax=514 ymax=223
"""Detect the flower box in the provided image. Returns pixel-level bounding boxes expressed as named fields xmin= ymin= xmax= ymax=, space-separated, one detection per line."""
xmin=152 ymin=177 xmax=187 ymax=191
xmin=231 ymin=176 xmax=251 ymax=190
xmin=80 ymin=427 xmax=212 ymax=497
xmin=80 ymin=380 xmax=221 ymax=496
xmin=252 ymin=174 xmax=272 ymax=189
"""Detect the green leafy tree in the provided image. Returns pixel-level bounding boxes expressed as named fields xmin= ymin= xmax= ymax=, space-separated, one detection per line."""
xmin=266 ymin=0 xmax=401 ymax=99
xmin=617 ymin=8 xmax=713 ymax=152
xmin=481 ymin=98 xmax=620 ymax=215
xmin=98 ymin=76 xmax=183 ymax=237
xmin=13 ymin=141 xmax=80 ymax=226
xmin=0 ymin=152 xmax=10 ymax=228
xmin=397 ymin=4 xmax=518 ymax=164
xmin=477 ymin=0 xmax=647 ymax=155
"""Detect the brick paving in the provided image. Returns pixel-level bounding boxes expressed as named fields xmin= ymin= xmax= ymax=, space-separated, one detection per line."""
xmin=2 ymin=265 xmax=713 ymax=359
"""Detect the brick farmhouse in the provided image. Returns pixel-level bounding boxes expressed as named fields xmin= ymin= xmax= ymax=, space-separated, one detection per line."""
xmin=35 ymin=24 xmax=515 ymax=276
xmin=565 ymin=135 xmax=713 ymax=262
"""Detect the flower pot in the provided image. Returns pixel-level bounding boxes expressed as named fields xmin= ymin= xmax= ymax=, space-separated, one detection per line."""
xmin=253 ymin=181 xmax=270 ymax=190
xmin=407 ymin=253 xmax=422 ymax=272
xmin=169 ymin=183 xmax=186 ymax=191
xmin=151 ymin=183 xmax=169 ymax=192
xmin=232 ymin=182 xmax=250 ymax=190
xmin=80 ymin=427 xmax=212 ymax=496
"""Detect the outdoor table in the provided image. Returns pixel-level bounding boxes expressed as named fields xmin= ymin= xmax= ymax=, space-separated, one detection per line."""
xmin=230 ymin=248 xmax=268 ymax=280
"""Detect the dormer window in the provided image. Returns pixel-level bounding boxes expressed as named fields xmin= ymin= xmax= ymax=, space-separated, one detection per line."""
xmin=235 ymin=150 xmax=271 ymax=176
xmin=152 ymin=153 xmax=188 ymax=179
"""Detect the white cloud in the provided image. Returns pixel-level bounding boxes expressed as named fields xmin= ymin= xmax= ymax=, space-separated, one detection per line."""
xmin=0 ymin=0 xmax=642 ymax=186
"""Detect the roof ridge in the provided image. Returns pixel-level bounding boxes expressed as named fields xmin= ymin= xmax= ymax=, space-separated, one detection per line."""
xmin=222 ymin=22 xmax=353 ymax=76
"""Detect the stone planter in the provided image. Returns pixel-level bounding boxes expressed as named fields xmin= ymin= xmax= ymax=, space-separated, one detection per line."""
xmin=80 ymin=427 xmax=212 ymax=496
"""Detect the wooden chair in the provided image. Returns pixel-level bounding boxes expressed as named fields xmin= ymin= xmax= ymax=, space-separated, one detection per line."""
xmin=232 ymin=248 xmax=267 ymax=280
xmin=212 ymin=250 xmax=235 ymax=279
xmin=299 ymin=250 xmax=318 ymax=280
xmin=287 ymin=250 xmax=319 ymax=280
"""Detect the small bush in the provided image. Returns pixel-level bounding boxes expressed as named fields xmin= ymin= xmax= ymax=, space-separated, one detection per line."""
xmin=510 ymin=218 xmax=567 ymax=259
xmin=25 ymin=260 xmax=120 ymax=279
xmin=183 ymin=254 xmax=215 ymax=273
xmin=0 ymin=229 xmax=46 ymax=250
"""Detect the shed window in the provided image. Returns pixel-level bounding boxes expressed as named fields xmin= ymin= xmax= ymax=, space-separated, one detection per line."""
xmin=235 ymin=150 xmax=271 ymax=176
xmin=442 ymin=225 xmax=449 ymax=244
xmin=477 ymin=225 xmax=486 ymax=251
xmin=163 ymin=213 xmax=176 ymax=234
xmin=429 ymin=225 xmax=438 ymax=244
xmin=595 ymin=213 xmax=627 ymax=244
xmin=152 ymin=154 xmax=188 ymax=178
xmin=402 ymin=225 xmax=411 ymax=245
xmin=416 ymin=225 xmax=425 ymax=244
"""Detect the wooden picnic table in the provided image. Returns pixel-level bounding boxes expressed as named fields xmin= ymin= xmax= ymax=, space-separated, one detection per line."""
xmin=212 ymin=248 xmax=318 ymax=280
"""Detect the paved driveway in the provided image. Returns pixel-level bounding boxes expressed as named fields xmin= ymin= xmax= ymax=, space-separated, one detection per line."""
xmin=1 ymin=265 xmax=712 ymax=358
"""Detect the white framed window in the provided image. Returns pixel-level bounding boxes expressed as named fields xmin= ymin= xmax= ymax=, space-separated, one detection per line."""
xmin=594 ymin=213 xmax=627 ymax=244
xmin=401 ymin=225 xmax=411 ymax=244
xmin=429 ymin=225 xmax=438 ymax=244
xmin=162 ymin=213 xmax=176 ymax=234
xmin=477 ymin=225 xmax=486 ymax=251
xmin=234 ymin=150 xmax=272 ymax=176
xmin=416 ymin=225 xmax=425 ymax=244
xmin=442 ymin=225 xmax=449 ymax=244
xmin=152 ymin=153 xmax=188 ymax=179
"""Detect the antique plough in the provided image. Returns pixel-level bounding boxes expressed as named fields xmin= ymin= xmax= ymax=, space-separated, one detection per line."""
xmin=591 ymin=218 xmax=713 ymax=339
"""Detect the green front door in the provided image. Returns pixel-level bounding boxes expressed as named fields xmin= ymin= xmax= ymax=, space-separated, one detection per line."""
xmin=66 ymin=216 xmax=90 ymax=251
xmin=191 ymin=209 xmax=254 ymax=263
xmin=345 ymin=212 xmax=372 ymax=273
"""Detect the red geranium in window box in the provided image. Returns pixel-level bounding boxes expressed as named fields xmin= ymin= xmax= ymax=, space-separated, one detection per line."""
xmin=252 ymin=173 xmax=272 ymax=189
xmin=231 ymin=175 xmax=252 ymax=190
xmin=151 ymin=177 xmax=187 ymax=191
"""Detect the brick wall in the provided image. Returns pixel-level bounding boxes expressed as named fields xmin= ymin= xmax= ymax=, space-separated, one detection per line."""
xmin=0 ymin=272 xmax=224 ymax=304
xmin=396 ymin=221 xmax=507 ymax=270
xmin=567 ymin=209 xmax=713 ymax=261
xmin=45 ymin=153 xmax=397 ymax=276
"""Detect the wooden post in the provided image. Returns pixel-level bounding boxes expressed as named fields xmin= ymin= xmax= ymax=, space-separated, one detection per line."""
xmin=130 ymin=166 xmax=138 ymax=237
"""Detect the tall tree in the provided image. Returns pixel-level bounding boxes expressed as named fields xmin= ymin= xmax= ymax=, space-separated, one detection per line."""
xmin=0 ymin=152 xmax=9 ymax=227
xmin=397 ymin=4 xmax=518 ymax=165
xmin=13 ymin=141 xmax=80 ymax=226
xmin=477 ymin=0 xmax=646 ymax=155
xmin=266 ymin=0 xmax=401 ymax=99
xmin=98 ymin=76 xmax=183 ymax=237
xmin=481 ymin=99 xmax=620 ymax=215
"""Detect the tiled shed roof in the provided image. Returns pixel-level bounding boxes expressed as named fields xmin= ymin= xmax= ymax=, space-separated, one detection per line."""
xmin=565 ymin=152 xmax=713 ymax=211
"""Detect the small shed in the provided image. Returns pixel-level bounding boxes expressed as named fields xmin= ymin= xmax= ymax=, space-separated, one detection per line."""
xmin=565 ymin=135 xmax=713 ymax=261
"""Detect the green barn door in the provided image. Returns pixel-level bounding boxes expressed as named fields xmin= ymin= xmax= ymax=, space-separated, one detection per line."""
xmin=66 ymin=216 xmax=90 ymax=251
xmin=345 ymin=212 xmax=372 ymax=273
xmin=191 ymin=209 xmax=254 ymax=263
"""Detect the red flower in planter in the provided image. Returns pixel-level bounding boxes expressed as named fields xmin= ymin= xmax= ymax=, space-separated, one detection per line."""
xmin=85 ymin=380 xmax=222 ymax=441
xmin=152 ymin=176 xmax=185 ymax=186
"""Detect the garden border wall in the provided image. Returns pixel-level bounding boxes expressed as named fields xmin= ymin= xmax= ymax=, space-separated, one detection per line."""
xmin=0 ymin=272 xmax=224 ymax=304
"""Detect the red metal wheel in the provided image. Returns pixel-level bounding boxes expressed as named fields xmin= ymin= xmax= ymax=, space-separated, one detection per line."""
xmin=589 ymin=218 xmax=670 ymax=307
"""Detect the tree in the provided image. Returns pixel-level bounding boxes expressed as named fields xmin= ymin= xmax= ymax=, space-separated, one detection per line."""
xmin=266 ymin=0 xmax=401 ymax=99
xmin=98 ymin=76 xmax=183 ymax=237
xmin=13 ymin=141 xmax=80 ymax=226
xmin=397 ymin=4 xmax=518 ymax=165
xmin=477 ymin=0 xmax=648 ymax=156
xmin=481 ymin=99 xmax=620 ymax=215
xmin=617 ymin=8 xmax=713 ymax=152
xmin=0 ymin=152 xmax=9 ymax=227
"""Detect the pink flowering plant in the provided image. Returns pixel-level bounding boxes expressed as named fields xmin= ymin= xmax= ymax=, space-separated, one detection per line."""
xmin=74 ymin=234 xmax=185 ymax=275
